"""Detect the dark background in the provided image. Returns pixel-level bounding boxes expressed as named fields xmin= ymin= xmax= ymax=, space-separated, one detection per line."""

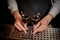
xmin=0 ymin=0 xmax=60 ymax=28
xmin=0 ymin=0 xmax=14 ymax=24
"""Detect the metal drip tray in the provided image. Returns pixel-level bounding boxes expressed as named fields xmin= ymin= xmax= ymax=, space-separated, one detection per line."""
xmin=0 ymin=24 xmax=60 ymax=40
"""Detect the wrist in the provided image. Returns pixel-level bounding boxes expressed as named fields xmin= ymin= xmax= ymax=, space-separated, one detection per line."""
xmin=12 ymin=10 xmax=22 ymax=20
xmin=47 ymin=13 xmax=54 ymax=19
xmin=45 ymin=13 xmax=53 ymax=24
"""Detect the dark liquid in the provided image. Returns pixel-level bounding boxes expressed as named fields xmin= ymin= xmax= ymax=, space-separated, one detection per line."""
xmin=31 ymin=15 xmax=40 ymax=24
xmin=22 ymin=14 xmax=30 ymax=23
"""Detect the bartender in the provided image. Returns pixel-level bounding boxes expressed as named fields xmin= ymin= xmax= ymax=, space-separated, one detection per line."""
xmin=7 ymin=0 xmax=60 ymax=35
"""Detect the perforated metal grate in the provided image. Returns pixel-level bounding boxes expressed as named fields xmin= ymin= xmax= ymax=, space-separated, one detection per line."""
xmin=8 ymin=25 xmax=60 ymax=40
xmin=33 ymin=28 xmax=60 ymax=40
xmin=0 ymin=25 xmax=60 ymax=40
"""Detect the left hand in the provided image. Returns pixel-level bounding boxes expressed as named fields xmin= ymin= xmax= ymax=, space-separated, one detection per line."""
xmin=33 ymin=13 xmax=53 ymax=35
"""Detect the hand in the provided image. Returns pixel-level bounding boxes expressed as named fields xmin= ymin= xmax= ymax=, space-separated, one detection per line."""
xmin=33 ymin=13 xmax=53 ymax=35
xmin=13 ymin=10 xmax=28 ymax=33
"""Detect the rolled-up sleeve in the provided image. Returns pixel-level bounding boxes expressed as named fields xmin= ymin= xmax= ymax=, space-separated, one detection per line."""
xmin=49 ymin=0 xmax=60 ymax=17
xmin=7 ymin=0 xmax=18 ymax=14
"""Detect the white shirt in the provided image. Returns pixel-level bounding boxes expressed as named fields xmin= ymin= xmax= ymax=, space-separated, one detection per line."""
xmin=8 ymin=0 xmax=60 ymax=17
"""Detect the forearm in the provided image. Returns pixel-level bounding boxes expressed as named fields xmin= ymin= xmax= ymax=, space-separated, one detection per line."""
xmin=12 ymin=10 xmax=22 ymax=20
xmin=41 ymin=13 xmax=53 ymax=24
xmin=49 ymin=0 xmax=60 ymax=17
xmin=43 ymin=0 xmax=60 ymax=24
xmin=7 ymin=0 xmax=18 ymax=14
xmin=7 ymin=0 xmax=22 ymax=19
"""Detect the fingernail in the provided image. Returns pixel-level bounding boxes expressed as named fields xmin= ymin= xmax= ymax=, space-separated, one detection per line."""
xmin=26 ymin=28 xmax=28 ymax=30
xmin=33 ymin=32 xmax=35 ymax=35
xmin=25 ymin=30 xmax=27 ymax=34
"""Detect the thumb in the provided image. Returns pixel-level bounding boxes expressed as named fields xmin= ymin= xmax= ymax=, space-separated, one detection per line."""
xmin=23 ymin=23 xmax=28 ymax=30
xmin=34 ymin=22 xmax=40 ymax=30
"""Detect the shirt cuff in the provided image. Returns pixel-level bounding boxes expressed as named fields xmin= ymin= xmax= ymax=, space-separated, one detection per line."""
xmin=49 ymin=1 xmax=60 ymax=17
xmin=8 ymin=5 xmax=18 ymax=14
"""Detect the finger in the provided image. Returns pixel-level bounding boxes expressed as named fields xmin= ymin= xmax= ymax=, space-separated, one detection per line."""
xmin=33 ymin=25 xmax=46 ymax=35
xmin=33 ymin=25 xmax=36 ymax=28
xmin=33 ymin=28 xmax=39 ymax=35
xmin=14 ymin=24 xmax=22 ymax=31
xmin=16 ymin=22 xmax=27 ymax=33
xmin=20 ymin=21 xmax=28 ymax=30
xmin=23 ymin=23 xmax=28 ymax=30
xmin=34 ymin=22 xmax=40 ymax=30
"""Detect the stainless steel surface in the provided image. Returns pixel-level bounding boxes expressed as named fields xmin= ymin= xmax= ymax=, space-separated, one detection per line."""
xmin=0 ymin=25 xmax=60 ymax=40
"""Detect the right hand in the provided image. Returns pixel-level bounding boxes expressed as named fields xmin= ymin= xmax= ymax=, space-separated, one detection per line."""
xmin=12 ymin=10 xmax=28 ymax=33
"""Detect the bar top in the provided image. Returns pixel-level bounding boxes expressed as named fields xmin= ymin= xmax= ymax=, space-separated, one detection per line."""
xmin=0 ymin=24 xmax=60 ymax=40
